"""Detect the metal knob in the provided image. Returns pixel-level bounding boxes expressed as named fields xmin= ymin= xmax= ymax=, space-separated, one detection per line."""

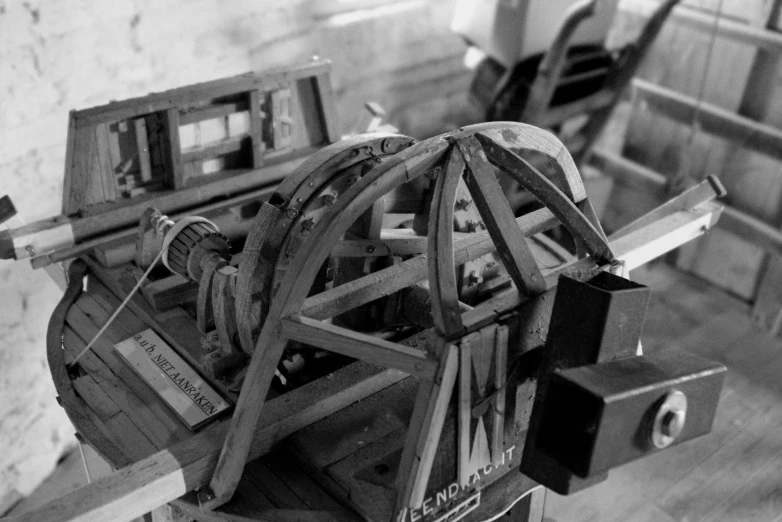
xmin=650 ymin=390 xmax=687 ymax=449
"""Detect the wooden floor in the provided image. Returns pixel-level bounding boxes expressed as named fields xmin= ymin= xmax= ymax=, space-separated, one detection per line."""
xmin=546 ymin=262 xmax=782 ymax=522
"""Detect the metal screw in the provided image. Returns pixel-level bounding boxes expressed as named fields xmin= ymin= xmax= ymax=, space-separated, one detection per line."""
xmin=661 ymin=409 xmax=685 ymax=439
xmin=366 ymin=245 xmax=376 ymax=254
xmin=286 ymin=208 xmax=299 ymax=219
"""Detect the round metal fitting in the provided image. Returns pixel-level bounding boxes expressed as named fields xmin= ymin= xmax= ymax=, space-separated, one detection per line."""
xmin=650 ymin=390 xmax=687 ymax=449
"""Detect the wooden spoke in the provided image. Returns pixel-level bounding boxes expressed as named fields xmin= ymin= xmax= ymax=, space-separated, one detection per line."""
xmin=475 ymin=132 xmax=615 ymax=263
xmin=281 ymin=314 xmax=437 ymax=379
xmin=457 ymin=136 xmax=547 ymax=295
xmin=428 ymin=146 xmax=467 ymax=336
xmin=395 ymin=343 xmax=459 ymax=512
xmin=301 ymin=207 xmax=559 ymax=320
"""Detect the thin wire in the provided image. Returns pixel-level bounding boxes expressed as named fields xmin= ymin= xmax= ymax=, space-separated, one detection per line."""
xmin=68 ymin=249 xmax=164 ymax=368
xmin=682 ymin=0 xmax=725 ymax=151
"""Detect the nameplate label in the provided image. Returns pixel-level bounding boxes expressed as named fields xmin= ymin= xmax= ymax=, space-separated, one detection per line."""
xmin=115 ymin=329 xmax=230 ymax=430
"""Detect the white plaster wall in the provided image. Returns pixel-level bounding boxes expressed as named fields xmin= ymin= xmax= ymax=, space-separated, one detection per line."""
xmin=0 ymin=0 xmax=469 ymax=510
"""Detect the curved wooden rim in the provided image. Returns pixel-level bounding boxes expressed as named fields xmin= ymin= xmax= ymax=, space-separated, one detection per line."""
xmin=209 ymin=122 xmax=613 ymax=507
xmin=47 ymin=260 xmax=132 ymax=468
xmin=235 ymin=133 xmax=415 ymax=353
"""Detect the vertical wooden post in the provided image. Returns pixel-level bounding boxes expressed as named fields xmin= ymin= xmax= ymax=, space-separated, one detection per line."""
xmin=248 ymin=90 xmax=265 ymax=168
xmin=394 ymin=342 xmax=459 ymax=513
xmin=162 ymin=109 xmax=184 ymax=189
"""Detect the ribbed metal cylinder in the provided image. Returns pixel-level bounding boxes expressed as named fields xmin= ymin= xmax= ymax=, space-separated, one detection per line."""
xmin=165 ymin=221 xmax=230 ymax=282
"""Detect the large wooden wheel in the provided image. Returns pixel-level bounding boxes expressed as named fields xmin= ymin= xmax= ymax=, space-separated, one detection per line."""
xmin=205 ymin=122 xmax=616 ymax=516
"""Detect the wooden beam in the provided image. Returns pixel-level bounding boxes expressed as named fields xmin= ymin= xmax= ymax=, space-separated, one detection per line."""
xmin=458 ymin=137 xmax=546 ymax=295
xmin=590 ymin=149 xmax=782 ymax=259
xmin=632 ymin=78 xmax=782 ymax=161
xmin=281 ymin=315 xmax=438 ymax=379
xmin=6 ymin=362 xmax=405 ymax=522
xmin=621 ymin=0 xmax=782 ymax=54
xmin=300 ymin=207 xmax=559 ymax=320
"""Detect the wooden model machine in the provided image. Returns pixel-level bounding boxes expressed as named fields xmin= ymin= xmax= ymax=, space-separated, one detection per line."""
xmin=1 ymin=59 xmax=728 ymax=522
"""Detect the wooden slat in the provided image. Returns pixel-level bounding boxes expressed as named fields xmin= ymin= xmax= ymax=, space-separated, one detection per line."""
xmin=134 ymin=117 xmax=152 ymax=183
xmin=592 ymin=149 xmax=782 ymax=259
xmin=103 ymin=413 xmax=158 ymax=462
xmin=180 ymin=101 xmax=247 ymax=126
xmin=395 ymin=343 xmax=459 ymax=511
xmin=163 ymin=108 xmax=184 ymax=189
xmin=622 ymin=0 xmax=782 ymax=54
xmin=458 ymin=334 xmax=473 ymax=487
xmin=95 ymin=123 xmax=116 ymax=201
xmin=633 ymin=78 xmax=782 ymax=161
xmin=477 ymin=132 xmax=614 ymax=263
xmin=281 ymin=315 xmax=437 ymax=379
xmin=427 ymin=146 xmax=465 ymax=336
xmin=65 ymin=303 xmax=192 ymax=447
xmin=72 ymin=375 xmax=121 ymax=422
xmin=8 ymin=361 xmax=406 ymax=522
xmin=73 ymin=60 xmax=332 ymax=128
xmin=458 ymin=137 xmax=546 ymax=295
xmin=181 ymin=136 xmax=247 ymax=164
xmin=301 ymin=207 xmax=559 ymax=320
xmin=248 ymin=90 xmax=264 ymax=168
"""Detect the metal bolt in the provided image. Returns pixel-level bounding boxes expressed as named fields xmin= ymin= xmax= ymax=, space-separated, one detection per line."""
xmin=366 ymin=245 xmax=376 ymax=254
xmin=650 ymin=390 xmax=687 ymax=449
xmin=661 ymin=409 xmax=685 ymax=439
xmin=286 ymin=207 xmax=299 ymax=219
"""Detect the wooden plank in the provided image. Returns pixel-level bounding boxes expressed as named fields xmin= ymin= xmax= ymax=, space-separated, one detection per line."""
xmin=427 ymin=146 xmax=466 ymax=336
xmin=395 ymin=343 xmax=459 ymax=511
xmin=72 ymin=375 xmax=121 ymax=422
xmin=632 ymin=78 xmax=782 ymax=161
xmin=314 ymin=72 xmax=340 ymax=144
xmin=243 ymin=461 xmax=307 ymax=510
xmin=212 ymin=266 xmax=239 ymax=353
xmin=622 ymin=0 xmax=782 ymax=53
xmin=15 ymin=149 xmax=309 ymax=265
xmin=103 ymin=412 xmax=158 ymax=462
xmin=281 ymin=315 xmax=437 ymax=379
xmin=248 ymin=90 xmax=264 ymax=168
xmin=95 ymin=123 xmax=116 ymax=202
xmin=73 ymin=60 xmax=332 ymax=128
xmin=458 ymin=137 xmax=546 ymax=295
xmin=134 ymin=117 xmax=152 ymax=183
xmin=66 ymin=297 xmax=192 ymax=445
xmin=163 ymin=109 xmax=184 ymax=189
xmin=476 ymin=132 xmax=614 ymax=262
xmin=7 ymin=361 xmax=406 ymax=522
xmin=180 ymin=101 xmax=247 ymax=126
xmin=301 ymin=207 xmax=559 ymax=320
xmin=263 ymin=449 xmax=353 ymax=515
xmin=141 ymin=274 xmax=199 ymax=311
xmin=458 ymin=335 xmax=472 ymax=487
xmin=181 ymin=136 xmax=246 ymax=164
xmin=493 ymin=325 xmax=507 ymax=466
